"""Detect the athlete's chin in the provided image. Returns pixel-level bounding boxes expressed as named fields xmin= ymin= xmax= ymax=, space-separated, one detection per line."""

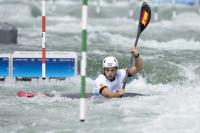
xmin=107 ymin=76 xmax=114 ymax=80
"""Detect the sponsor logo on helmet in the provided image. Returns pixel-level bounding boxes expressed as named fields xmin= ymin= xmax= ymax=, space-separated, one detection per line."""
xmin=107 ymin=63 xmax=113 ymax=66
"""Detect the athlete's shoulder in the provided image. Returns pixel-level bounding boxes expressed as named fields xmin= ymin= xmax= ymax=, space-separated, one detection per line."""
xmin=95 ymin=74 xmax=107 ymax=82
xmin=94 ymin=74 xmax=108 ymax=91
xmin=117 ymin=69 xmax=126 ymax=75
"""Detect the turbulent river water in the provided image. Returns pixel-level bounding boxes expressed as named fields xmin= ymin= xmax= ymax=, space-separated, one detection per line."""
xmin=0 ymin=0 xmax=200 ymax=132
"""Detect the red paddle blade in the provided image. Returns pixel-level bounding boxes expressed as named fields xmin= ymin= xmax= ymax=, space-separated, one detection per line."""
xmin=139 ymin=2 xmax=151 ymax=34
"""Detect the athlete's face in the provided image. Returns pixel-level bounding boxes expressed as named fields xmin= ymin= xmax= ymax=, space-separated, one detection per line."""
xmin=104 ymin=67 xmax=117 ymax=80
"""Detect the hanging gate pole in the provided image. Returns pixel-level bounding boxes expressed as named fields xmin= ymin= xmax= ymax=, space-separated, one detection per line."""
xmin=80 ymin=0 xmax=88 ymax=122
xmin=42 ymin=0 xmax=46 ymax=79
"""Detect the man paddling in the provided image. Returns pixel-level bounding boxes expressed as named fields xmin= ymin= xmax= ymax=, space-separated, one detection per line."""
xmin=93 ymin=47 xmax=143 ymax=98
xmin=17 ymin=48 xmax=143 ymax=99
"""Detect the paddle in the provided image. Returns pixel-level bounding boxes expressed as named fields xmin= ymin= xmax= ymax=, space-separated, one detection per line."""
xmin=122 ymin=2 xmax=151 ymax=89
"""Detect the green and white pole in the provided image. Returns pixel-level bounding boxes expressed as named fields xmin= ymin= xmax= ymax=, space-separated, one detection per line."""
xmin=172 ymin=0 xmax=176 ymax=19
xmin=80 ymin=0 xmax=88 ymax=122
xmin=154 ymin=2 xmax=158 ymax=21
xmin=129 ymin=0 xmax=134 ymax=17
xmin=198 ymin=0 xmax=200 ymax=14
xmin=52 ymin=0 xmax=56 ymax=12
xmin=96 ymin=0 xmax=101 ymax=13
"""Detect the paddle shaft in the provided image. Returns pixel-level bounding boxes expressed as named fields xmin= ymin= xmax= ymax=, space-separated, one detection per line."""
xmin=122 ymin=29 xmax=140 ymax=89
xmin=122 ymin=2 xmax=151 ymax=90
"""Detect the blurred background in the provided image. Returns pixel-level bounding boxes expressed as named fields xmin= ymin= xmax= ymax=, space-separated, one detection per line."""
xmin=0 ymin=0 xmax=200 ymax=133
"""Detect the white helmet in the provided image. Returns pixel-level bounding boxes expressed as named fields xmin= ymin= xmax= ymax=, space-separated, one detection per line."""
xmin=103 ymin=56 xmax=118 ymax=68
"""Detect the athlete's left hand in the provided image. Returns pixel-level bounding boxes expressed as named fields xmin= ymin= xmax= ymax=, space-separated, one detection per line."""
xmin=131 ymin=47 xmax=139 ymax=58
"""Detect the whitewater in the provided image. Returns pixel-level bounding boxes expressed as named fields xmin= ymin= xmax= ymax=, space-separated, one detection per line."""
xmin=0 ymin=0 xmax=200 ymax=132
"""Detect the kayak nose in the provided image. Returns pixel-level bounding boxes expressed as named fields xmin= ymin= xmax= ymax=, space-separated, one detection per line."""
xmin=17 ymin=91 xmax=37 ymax=97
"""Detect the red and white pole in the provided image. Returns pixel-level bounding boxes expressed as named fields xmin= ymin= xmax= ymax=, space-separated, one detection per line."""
xmin=42 ymin=0 xmax=46 ymax=79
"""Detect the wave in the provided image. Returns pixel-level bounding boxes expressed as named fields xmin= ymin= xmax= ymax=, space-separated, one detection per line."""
xmin=140 ymin=39 xmax=200 ymax=50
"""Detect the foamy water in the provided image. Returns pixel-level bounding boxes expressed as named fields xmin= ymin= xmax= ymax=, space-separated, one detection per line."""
xmin=0 ymin=0 xmax=200 ymax=132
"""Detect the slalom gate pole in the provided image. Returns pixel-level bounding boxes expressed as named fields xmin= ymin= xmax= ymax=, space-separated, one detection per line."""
xmin=80 ymin=0 xmax=88 ymax=122
xmin=154 ymin=2 xmax=158 ymax=21
xmin=96 ymin=0 xmax=101 ymax=13
xmin=42 ymin=0 xmax=46 ymax=79
xmin=198 ymin=0 xmax=200 ymax=14
xmin=172 ymin=0 xmax=176 ymax=19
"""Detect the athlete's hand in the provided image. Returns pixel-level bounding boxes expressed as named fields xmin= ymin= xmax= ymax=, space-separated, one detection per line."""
xmin=131 ymin=47 xmax=139 ymax=58
xmin=118 ymin=89 xmax=126 ymax=97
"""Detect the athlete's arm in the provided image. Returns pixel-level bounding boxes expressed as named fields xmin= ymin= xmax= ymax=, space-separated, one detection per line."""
xmin=128 ymin=48 xmax=143 ymax=75
xmin=100 ymin=87 xmax=123 ymax=98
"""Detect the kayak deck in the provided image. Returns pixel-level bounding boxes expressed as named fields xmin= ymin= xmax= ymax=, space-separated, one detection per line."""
xmin=17 ymin=91 xmax=146 ymax=99
xmin=45 ymin=92 xmax=145 ymax=98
